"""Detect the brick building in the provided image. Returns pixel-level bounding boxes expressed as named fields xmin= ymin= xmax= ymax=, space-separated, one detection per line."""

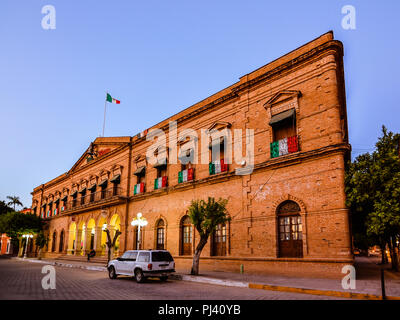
xmin=31 ymin=31 xmax=352 ymax=277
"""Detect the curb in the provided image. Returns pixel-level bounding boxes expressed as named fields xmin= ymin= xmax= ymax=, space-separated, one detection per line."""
xmin=248 ymin=283 xmax=400 ymax=300
xmin=178 ymin=275 xmax=248 ymax=288
xmin=12 ymin=257 xmax=107 ymax=272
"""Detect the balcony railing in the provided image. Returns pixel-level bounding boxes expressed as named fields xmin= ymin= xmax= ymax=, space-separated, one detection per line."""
xmin=60 ymin=186 xmax=125 ymax=213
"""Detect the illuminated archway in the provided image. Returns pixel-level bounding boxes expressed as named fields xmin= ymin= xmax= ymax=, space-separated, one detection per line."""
xmin=87 ymin=219 xmax=96 ymax=251
xmin=68 ymin=222 xmax=76 ymax=255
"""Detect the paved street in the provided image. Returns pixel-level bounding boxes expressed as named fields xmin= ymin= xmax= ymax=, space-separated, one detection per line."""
xmin=0 ymin=259 xmax=346 ymax=300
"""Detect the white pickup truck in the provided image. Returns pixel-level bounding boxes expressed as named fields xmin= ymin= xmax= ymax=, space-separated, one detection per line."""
xmin=107 ymin=250 xmax=175 ymax=283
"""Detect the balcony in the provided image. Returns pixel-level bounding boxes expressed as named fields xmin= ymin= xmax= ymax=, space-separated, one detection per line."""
xmin=60 ymin=187 xmax=126 ymax=214
xmin=270 ymin=135 xmax=299 ymax=159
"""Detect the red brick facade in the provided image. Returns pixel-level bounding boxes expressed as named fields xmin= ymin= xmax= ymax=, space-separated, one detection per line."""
xmin=31 ymin=31 xmax=352 ymax=277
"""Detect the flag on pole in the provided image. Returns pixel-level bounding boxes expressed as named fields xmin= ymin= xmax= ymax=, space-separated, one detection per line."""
xmin=106 ymin=93 xmax=120 ymax=104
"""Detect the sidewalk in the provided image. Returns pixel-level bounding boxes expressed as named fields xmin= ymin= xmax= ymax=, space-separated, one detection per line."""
xmin=12 ymin=255 xmax=400 ymax=300
xmin=12 ymin=257 xmax=107 ymax=272
xmin=174 ymin=256 xmax=400 ymax=299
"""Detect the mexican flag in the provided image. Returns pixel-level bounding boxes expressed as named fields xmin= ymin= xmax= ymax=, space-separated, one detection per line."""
xmin=106 ymin=93 xmax=120 ymax=104
xmin=134 ymin=183 xmax=144 ymax=195
xmin=154 ymin=176 xmax=167 ymax=190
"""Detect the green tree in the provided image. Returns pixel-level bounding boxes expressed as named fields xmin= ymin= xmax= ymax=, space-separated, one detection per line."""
xmin=0 ymin=211 xmax=43 ymax=257
xmin=6 ymin=196 xmax=23 ymax=211
xmin=188 ymin=197 xmax=230 ymax=275
xmin=0 ymin=200 xmax=13 ymax=215
xmin=35 ymin=232 xmax=49 ymax=260
xmin=345 ymin=126 xmax=400 ymax=271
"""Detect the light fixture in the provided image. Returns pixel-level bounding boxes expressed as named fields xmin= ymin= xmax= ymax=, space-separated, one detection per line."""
xmin=131 ymin=213 xmax=148 ymax=249
xmin=22 ymin=234 xmax=33 ymax=258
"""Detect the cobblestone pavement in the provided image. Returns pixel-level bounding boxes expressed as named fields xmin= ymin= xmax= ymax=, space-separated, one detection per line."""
xmin=0 ymin=259 xmax=347 ymax=300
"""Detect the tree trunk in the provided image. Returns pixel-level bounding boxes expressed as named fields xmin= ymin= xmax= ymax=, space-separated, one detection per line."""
xmin=107 ymin=246 xmax=111 ymax=263
xmin=191 ymin=236 xmax=209 ymax=275
xmin=105 ymin=229 xmax=121 ymax=264
xmin=18 ymin=238 xmax=23 ymax=257
xmin=38 ymin=248 xmax=42 ymax=260
xmin=380 ymin=243 xmax=387 ymax=264
xmin=389 ymin=238 xmax=399 ymax=272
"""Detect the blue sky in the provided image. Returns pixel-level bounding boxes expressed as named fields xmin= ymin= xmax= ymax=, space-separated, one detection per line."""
xmin=1 ymin=0 xmax=399 ymax=208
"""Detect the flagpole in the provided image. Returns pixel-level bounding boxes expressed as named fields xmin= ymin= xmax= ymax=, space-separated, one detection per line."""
xmin=102 ymin=93 xmax=107 ymax=137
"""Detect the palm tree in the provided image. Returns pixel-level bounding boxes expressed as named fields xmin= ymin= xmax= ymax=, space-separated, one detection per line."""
xmin=6 ymin=196 xmax=23 ymax=211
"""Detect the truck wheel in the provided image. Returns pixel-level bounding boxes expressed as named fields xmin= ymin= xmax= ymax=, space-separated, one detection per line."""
xmin=135 ymin=269 xmax=145 ymax=283
xmin=108 ymin=266 xmax=117 ymax=279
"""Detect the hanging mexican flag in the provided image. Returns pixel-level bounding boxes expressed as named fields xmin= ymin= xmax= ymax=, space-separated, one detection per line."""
xmin=154 ymin=176 xmax=167 ymax=190
xmin=134 ymin=183 xmax=144 ymax=195
xmin=106 ymin=93 xmax=120 ymax=104
xmin=178 ymin=168 xmax=194 ymax=183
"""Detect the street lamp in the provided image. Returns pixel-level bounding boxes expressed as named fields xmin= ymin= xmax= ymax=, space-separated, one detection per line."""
xmin=22 ymin=234 xmax=33 ymax=259
xmin=131 ymin=212 xmax=148 ymax=250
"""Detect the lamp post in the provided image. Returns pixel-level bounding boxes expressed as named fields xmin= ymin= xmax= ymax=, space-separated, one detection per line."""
xmin=131 ymin=213 xmax=148 ymax=250
xmin=22 ymin=234 xmax=33 ymax=259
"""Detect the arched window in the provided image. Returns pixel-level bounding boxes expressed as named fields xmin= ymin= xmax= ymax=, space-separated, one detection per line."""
xmin=51 ymin=231 xmax=57 ymax=252
xmin=277 ymin=200 xmax=303 ymax=258
xmin=156 ymin=220 xmax=165 ymax=250
xmin=59 ymin=230 xmax=64 ymax=253
xmin=211 ymin=224 xmax=226 ymax=256
xmin=180 ymin=215 xmax=192 ymax=255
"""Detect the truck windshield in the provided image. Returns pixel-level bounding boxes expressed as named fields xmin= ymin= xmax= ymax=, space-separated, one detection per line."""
xmin=152 ymin=251 xmax=173 ymax=262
